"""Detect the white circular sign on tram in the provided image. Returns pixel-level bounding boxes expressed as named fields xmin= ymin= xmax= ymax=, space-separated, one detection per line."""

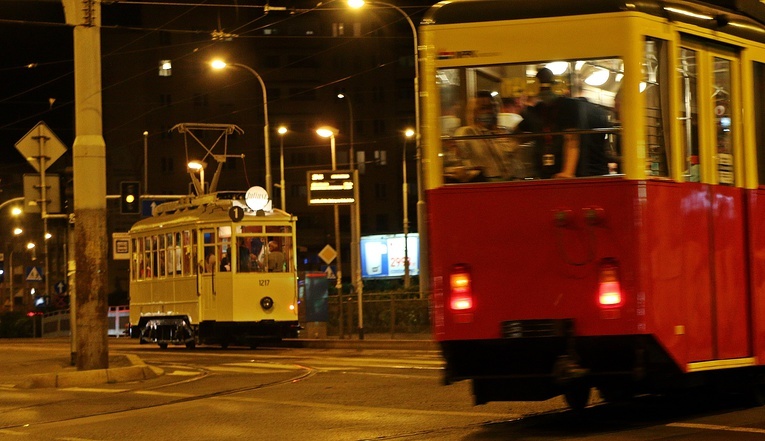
xmin=245 ymin=186 xmax=270 ymax=211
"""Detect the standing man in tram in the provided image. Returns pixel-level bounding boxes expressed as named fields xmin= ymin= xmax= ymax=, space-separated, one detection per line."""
xmin=520 ymin=68 xmax=609 ymax=178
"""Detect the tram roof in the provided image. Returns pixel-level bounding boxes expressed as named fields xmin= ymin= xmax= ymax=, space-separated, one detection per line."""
xmin=128 ymin=192 xmax=294 ymax=234
xmin=422 ymin=0 xmax=765 ymax=44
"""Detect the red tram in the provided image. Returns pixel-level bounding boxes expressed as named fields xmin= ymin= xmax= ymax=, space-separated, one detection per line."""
xmin=421 ymin=0 xmax=765 ymax=408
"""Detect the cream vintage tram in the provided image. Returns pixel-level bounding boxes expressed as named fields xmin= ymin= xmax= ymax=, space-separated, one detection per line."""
xmin=127 ymin=125 xmax=299 ymax=349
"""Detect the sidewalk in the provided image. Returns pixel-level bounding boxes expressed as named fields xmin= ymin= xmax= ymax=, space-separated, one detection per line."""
xmin=0 ymin=333 xmax=438 ymax=389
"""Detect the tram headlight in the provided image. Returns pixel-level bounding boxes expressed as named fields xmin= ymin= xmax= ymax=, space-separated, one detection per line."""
xmin=260 ymin=296 xmax=274 ymax=310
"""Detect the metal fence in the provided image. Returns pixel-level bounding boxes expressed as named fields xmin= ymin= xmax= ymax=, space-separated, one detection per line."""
xmin=40 ymin=306 xmax=129 ymax=338
xmin=328 ymin=292 xmax=430 ymax=338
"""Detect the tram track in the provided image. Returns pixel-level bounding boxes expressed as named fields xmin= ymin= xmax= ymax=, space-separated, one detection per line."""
xmin=0 ymin=361 xmax=317 ymax=432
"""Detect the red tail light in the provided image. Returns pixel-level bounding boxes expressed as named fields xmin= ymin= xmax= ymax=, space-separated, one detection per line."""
xmin=450 ymin=265 xmax=474 ymax=311
xmin=597 ymin=259 xmax=622 ymax=308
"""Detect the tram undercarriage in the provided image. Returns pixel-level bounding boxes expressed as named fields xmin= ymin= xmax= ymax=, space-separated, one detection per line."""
xmin=131 ymin=315 xmax=300 ymax=349
xmin=441 ymin=329 xmax=765 ymax=409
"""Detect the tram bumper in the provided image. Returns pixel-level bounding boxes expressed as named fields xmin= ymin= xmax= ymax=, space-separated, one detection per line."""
xmin=140 ymin=316 xmax=195 ymax=347
xmin=440 ymin=320 xmax=661 ymax=404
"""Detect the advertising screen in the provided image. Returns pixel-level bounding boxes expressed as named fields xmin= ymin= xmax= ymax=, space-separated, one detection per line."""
xmin=360 ymin=234 xmax=419 ymax=279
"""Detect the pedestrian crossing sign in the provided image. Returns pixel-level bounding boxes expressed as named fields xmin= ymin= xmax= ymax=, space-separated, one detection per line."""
xmin=26 ymin=266 xmax=44 ymax=282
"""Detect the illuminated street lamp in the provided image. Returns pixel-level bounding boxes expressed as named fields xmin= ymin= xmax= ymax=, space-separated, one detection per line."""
xmin=211 ymin=59 xmax=272 ymax=198
xmin=277 ymin=126 xmax=287 ymax=211
xmin=13 ymin=227 xmax=23 ymax=236
xmin=316 ymin=126 xmax=343 ymax=297
xmin=347 ymin=0 xmax=428 ymax=298
xmin=402 ymin=128 xmax=415 ymax=289
xmin=187 ymin=160 xmax=207 ymax=195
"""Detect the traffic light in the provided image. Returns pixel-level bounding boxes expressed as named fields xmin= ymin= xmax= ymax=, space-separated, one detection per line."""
xmin=120 ymin=181 xmax=141 ymax=214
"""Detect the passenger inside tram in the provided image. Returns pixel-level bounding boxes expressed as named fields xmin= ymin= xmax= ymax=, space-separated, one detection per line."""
xmin=440 ymin=59 xmax=620 ymax=183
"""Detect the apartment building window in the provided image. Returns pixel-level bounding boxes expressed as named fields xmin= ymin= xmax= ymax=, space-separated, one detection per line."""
xmin=160 ymin=94 xmax=172 ymax=107
xmin=374 ymin=150 xmax=387 ymax=165
xmin=333 ymin=22 xmax=345 ymax=37
xmin=373 ymin=120 xmax=386 ymax=136
xmin=357 ymin=151 xmax=366 ymax=174
xmin=193 ymin=93 xmax=209 ymax=107
xmin=374 ymin=182 xmax=387 ymax=199
xmin=160 ymin=157 xmax=174 ymax=173
xmin=376 ymin=214 xmax=388 ymax=232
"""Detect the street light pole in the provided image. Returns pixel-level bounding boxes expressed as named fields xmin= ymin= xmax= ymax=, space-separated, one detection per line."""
xmin=338 ymin=93 xmax=363 ymax=322
xmin=211 ymin=60 xmax=272 ymax=198
xmin=143 ymin=131 xmax=148 ymax=194
xmin=277 ymin=126 xmax=287 ymax=211
xmin=402 ymin=129 xmax=414 ymax=289
xmin=347 ymin=0 xmax=427 ymax=298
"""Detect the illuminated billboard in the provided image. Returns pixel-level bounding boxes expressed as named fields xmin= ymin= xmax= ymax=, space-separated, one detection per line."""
xmin=360 ymin=233 xmax=419 ymax=279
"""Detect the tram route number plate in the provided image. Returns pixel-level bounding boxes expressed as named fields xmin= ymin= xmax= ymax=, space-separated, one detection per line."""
xmin=259 ymin=280 xmax=270 ymax=286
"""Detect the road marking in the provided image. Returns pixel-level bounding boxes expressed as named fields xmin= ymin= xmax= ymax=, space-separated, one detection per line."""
xmin=60 ymin=387 xmax=127 ymax=393
xmin=214 ymin=395 xmax=517 ymax=419
xmin=166 ymin=370 xmax=200 ymax=376
xmin=224 ymin=362 xmax=305 ymax=370
xmin=205 ymin=366 xmax=294 ymax=374
xmin=133 ymin=390 xmax=193 ymax=398
xmin=668 ymin=422 xmax=765 ymax=435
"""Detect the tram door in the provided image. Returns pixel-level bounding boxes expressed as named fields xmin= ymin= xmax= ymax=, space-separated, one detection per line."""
xmin=199 ymin=228 xmax=218 ymax=320
xmin=679 ymin=40 xmax=750 ymax=361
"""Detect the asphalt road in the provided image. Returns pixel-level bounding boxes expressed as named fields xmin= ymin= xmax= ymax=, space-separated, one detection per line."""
xmin=1 ymin=339 xmax=765 ymax=440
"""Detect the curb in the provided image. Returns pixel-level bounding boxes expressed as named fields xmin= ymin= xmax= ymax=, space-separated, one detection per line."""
xmin=15 ymin=354 xmax=164 ymax=389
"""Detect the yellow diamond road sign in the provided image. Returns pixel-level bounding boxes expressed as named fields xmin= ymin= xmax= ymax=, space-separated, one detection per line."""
xmin=318 ymin=245 xmax=336 ymax=265
xmin=15 ymin=121 xmax=67 ymax=172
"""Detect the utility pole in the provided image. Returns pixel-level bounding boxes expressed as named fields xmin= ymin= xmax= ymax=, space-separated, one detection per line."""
xmin=62 ymin=0 xmax=109 ymax=370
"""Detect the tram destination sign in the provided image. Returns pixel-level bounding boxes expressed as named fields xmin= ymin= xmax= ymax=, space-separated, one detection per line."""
xmin=306 ymin=170 xmax=356 ymax=205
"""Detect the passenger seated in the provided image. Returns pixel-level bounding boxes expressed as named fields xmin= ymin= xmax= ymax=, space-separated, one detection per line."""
xmin=266 ymin=241 xmax=285 ymax=272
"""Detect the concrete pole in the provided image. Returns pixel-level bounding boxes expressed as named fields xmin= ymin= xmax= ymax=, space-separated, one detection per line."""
xmin=63 ymin=0 xmax=109 ymax=370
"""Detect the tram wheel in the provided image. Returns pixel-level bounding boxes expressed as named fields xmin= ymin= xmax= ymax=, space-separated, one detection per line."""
xmin=158 ymin=343 xmax=168 ymax=349
xmin=220 ymin=342 xmax=229 ymax=349
xmin=185 ymin=341 xmax=196 ymax=349
xmin=564 ymin=384 xmax=591 ymax=411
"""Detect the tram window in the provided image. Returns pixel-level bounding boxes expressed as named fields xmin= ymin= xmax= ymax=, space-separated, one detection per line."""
xmin=645 ymin=38 xmax=670 ymax=178
xmin=182 ymin=230 xmax=194 ymax=276
xmin=158 ymin=234 xmax=166 ymax=277
xmin=143 ymin=237 xmax=153 ymax=279
xmin=754 ymin=62 xmax=765 ymax=185
xmin=713 ymin=57 xmax=734 ymax=185
xmin=202 ymin=229 xmax=219 ymax=273
xmin=438 ymin=58 xmax=621 ymax=183
xmin=679 ymin=47 xmax=700 ymax=182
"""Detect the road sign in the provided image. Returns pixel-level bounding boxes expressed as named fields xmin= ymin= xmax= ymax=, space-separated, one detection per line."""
xmin=321 ymin=265 xmax=337 ymax=280
xmin=26 ymin=266 xmax=44 ymax=282
xmin=318 ymin=244 xmax=337 ymax=265
xmin=113 ymin=232 xmax=131 ymax=260
xmin=54 ymin=281 xmax=67 ymax=295
xmin=15 ymin=121 xmax=67 ymax=172
xmin=23 ymin=173 xmax=61 ymax=214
